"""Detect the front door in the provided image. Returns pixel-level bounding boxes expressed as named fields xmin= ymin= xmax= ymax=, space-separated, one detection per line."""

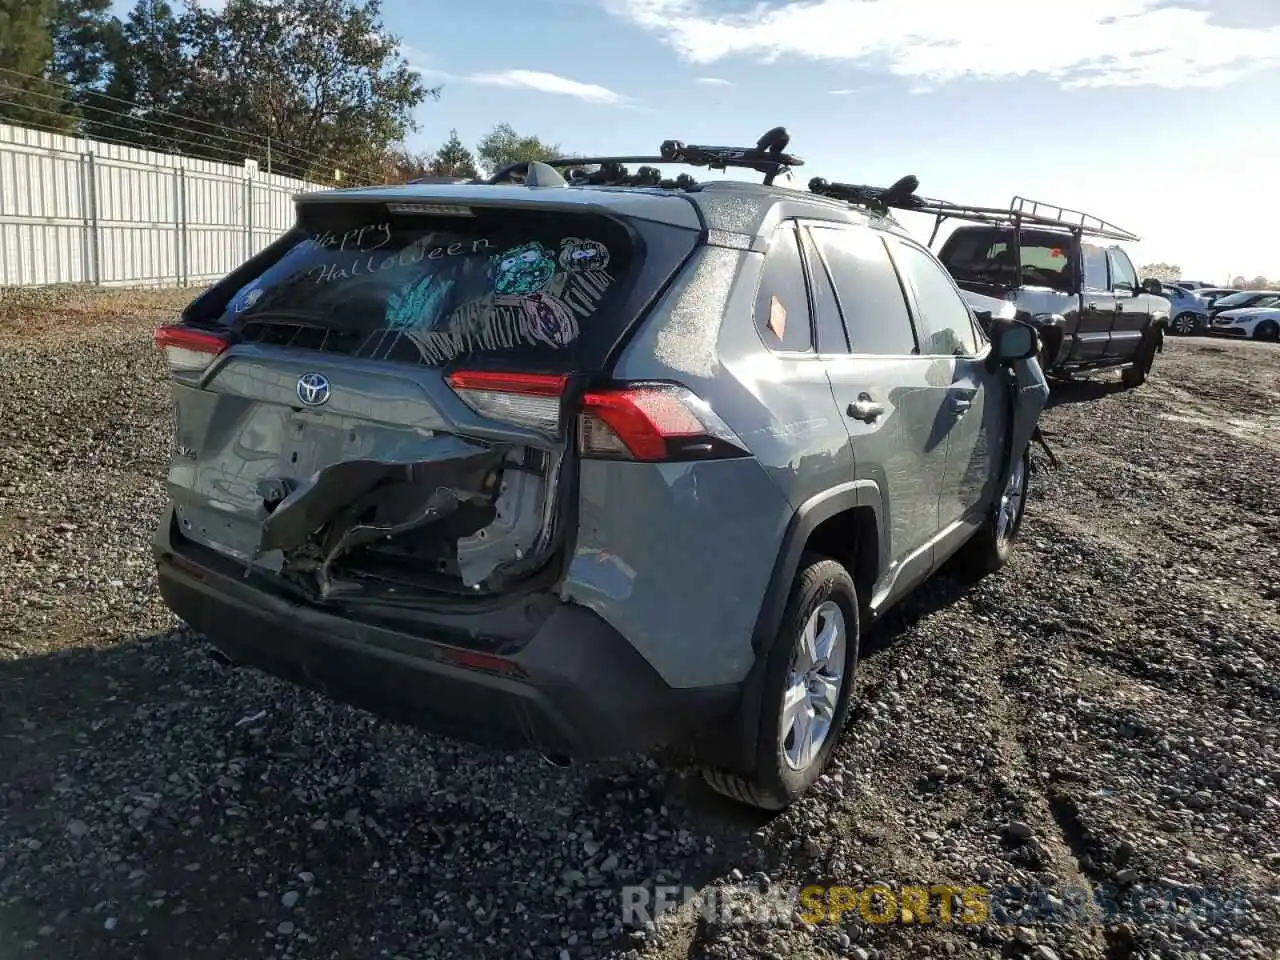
xmin=885 ymin=235 xmax=1010 ymax=532
xmin=1069 ymin=241 xmax=1118 ymax=362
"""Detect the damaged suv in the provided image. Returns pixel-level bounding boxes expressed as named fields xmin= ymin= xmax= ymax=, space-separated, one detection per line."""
xmin=153 ymin=135 xmax=1049 ymax=810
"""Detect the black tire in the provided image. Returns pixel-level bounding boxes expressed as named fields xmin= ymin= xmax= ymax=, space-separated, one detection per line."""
xmin=702 ymin=555 xmax=860 ymax=811
xmin=1121 ymin=325 xmax=1162 ymax=388
xmin=1255 ymin=319 xmax=1280 ymax=342
xmin=954 ymin=443 xmax=1031 ymax=580
xmin=1172 ymin=312 xmax=1200 ymax=336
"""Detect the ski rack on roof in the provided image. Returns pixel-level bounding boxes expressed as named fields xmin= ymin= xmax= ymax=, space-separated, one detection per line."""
xmin=484 ymin=126 xmax=804 ymax=189
xmin=807 ymin=177 xmax=1140 ymax=245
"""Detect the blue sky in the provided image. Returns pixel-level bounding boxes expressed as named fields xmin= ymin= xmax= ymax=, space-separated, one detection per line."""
xmin=172 ymin=0 xmax=1280 ymax=281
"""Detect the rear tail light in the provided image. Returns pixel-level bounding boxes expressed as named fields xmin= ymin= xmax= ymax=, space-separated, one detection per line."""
xmin=445 ymin=371 xmax=749 ymax=462
xmin=579 ymin=383 xmax=749 ymax=462
xmin=155 ymin=325 xmax=230 ymax=373
xmin=446 ymin=371 xmax=568 ymax=435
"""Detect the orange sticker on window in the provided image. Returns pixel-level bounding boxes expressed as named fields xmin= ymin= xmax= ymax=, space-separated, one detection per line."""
xmin=769 ymin=296 xmax=787 ymax=340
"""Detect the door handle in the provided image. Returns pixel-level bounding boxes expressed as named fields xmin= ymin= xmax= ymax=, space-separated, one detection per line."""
xmin=950 ymin=397 xmax=972 ymax=415
xmin=847 ymin=397 xmax=885 ymax=423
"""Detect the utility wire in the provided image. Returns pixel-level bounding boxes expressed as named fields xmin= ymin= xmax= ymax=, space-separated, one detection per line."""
xmin=0 ymin=66 xmax=385 ymax=184
xmin=0 ymin=63 xmax=341 ymax=174
xmin=0 ymin=98 xmax=382 ymax=188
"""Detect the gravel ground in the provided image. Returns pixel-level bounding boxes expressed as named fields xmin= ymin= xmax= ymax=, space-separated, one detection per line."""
xmin=1 ymin=287 xmax=1278 ymax=960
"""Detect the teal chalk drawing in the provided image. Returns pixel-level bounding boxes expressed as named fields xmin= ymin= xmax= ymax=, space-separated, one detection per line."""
xmin=385 ymin=275 xmax=454 ymax=331
xmin=493 ymin=242 xmax=556 ymax=295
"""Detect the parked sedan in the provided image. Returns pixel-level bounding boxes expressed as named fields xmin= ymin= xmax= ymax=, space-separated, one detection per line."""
xmin=1194 ymin=287 xmax=1240 ymax=308
xmin=1161 ymin=283 xmax=1210 ymax=335
xmin=1207 ymin=290 xmax=1280 ymax=318
xmin=1208 ymin=304 xmax=1280 ymax=340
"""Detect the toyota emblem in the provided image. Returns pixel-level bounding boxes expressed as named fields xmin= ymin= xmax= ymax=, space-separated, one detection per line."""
xmin=296 ymin=372 xmax=330 ymax=406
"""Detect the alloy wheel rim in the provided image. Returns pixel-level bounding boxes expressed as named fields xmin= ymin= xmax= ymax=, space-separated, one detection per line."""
xmin=996 ymin=456 xmax=1027 ymax=545
xmin=779 ymin=600 xmax=846 ymax=771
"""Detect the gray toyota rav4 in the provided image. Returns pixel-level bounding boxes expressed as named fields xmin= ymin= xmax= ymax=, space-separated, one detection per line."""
xmin=153 ymin=137 xmax=1049 ymax=810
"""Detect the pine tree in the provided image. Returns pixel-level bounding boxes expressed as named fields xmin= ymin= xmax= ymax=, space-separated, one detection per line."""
xmin=51 ymin=0 xmax=119 ymax=95
xmin=0 ymin=0 xmax=76 ymax=131
xmin=429 ymin=128 xmax=477 ymax=178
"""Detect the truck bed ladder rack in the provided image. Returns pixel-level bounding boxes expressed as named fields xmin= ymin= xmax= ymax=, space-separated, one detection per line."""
xmin=808 ymin=177 xmax=1140 ymax=244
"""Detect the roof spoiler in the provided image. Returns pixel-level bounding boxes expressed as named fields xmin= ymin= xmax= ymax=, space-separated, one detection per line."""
xmin=808 ymin=177 xmax=1140 ymax=244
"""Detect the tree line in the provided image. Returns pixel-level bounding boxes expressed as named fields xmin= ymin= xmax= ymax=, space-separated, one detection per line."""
xmin=0 ymin=0 xmax=559 ymax=184
xmin=1140 ymin=263 xmax=1274 ymax=290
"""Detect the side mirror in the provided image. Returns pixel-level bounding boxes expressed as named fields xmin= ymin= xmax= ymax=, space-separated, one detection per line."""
xmin=1141 ymin=278 xmax=1163 ymax=295
xmin=986 ymin=316 xmax=1037 ymax=371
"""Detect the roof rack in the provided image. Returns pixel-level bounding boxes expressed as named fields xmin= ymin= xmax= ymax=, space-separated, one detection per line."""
xmin=484 ymin=126 xmax=804 ymax=189
xmin=808 ymin=177 xmax=1140 ymax=244
xmin=1008 ymin=196 xmax=1138 ymax=243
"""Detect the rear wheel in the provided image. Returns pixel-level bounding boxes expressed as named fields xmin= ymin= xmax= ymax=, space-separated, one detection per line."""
xmin=1121 ymin=326 xmax=1162 ymax=388
xmin=1172 ymin=312 xmax=1200 ymax=335
xmin=703 ymin=556 xmax=859 ymax=811
xmin=1255 ymin=319 xmax=1280 ymax=342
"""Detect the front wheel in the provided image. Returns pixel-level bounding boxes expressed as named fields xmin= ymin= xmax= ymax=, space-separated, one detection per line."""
xmin=1172 ymin=312 xmax=1201 ymax=336
xmin=703 ymin=556 xmax=860 ymax=811
xmin=954 ymin=444 xmax=1031 ymax=580
xmin=1121 ymin=326 xmax=1162 ymax=388
xmin=1254 ymin=319 xmax=1280 ymax=342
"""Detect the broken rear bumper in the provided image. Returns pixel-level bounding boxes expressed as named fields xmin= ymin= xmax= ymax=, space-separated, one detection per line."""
xmin=153 ymin=510 xmax=738 ymax=761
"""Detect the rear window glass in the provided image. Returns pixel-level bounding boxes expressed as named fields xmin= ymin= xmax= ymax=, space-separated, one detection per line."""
xmin=214 ymin=203 xmax=645 ymax=371
xmin=939 ymin=228 xmax=1076 ymax=291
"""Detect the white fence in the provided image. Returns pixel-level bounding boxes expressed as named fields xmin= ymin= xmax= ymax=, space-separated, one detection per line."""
xmin=0 ymin=122 xmax=328 ymax=288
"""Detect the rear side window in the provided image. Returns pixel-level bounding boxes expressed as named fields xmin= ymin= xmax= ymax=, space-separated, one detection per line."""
xmin=808 ymin=226 xmax=917 ymax=355
xmin=755 ymin=224 xmax=814 ymax=352
xmin=209 ymin=203 xmax=686 ymax=372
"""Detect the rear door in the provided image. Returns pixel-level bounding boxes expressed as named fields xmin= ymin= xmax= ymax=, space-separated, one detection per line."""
xmin=160 ymin=198 xmax=699 ymax=594
xmin=1106 ymin=247 xmax=1150 ymax=359
xmin=804 ymin=222 xmax=950 ymax=576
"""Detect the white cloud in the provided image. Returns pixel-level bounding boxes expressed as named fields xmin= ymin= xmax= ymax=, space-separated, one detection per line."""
xmin=828 ymin=88 xmax=856 ymax=95
xmin=410 ymin=65 xmax=452 ymax=81
xmin=604 ymin=0 xmax=1280 ymax=89
xmin=694 ymin=77 xmax=733 ymax=86
xmin=465 ymin=70 xmax=633 ymax=104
